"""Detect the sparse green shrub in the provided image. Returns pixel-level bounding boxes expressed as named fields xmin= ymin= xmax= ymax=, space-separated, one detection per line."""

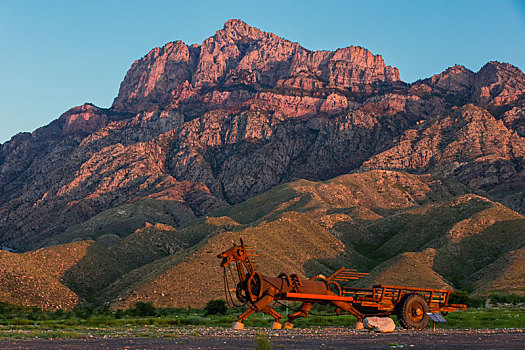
xmin=449 ymin=290 xmax=470 ymax=305
xmin=489 ymin=293 xmax=525 ymax=305
xmin=95 ymin=305 xmax=112 ymax=315
xmin=52 ymin=309 xmax=65 ymax=319
xmin=204 ymin=299 xmax=227 ymax=316
xmin=156 ymin=307 xmax=186 ymax=317
xmin=73 ymin=305 xmax=95 ymax=319
xmin=449 ymin=290 xmax=484 ymax=308
xmin=10 ymin=318 xmax=34 ymax=325
xmin=254 ymin=332 xmax=273 ymax=350
xmin=133 ymin=301 xmax=157 ymax=317
xmin=114 ymin=309 xmax=125 ymax=319
xmin=180 ymin=315 xmax=205 ymax=325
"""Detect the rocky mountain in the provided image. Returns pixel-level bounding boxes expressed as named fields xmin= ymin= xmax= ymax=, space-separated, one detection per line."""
xmin=0 ymin=19 xmax=408 ymax=251
xmin=0 ymin=19 xmax=525 ymax=306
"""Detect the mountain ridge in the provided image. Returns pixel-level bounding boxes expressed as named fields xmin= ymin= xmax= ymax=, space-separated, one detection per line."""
xmin=0 ymin=18 xmax=524 ymax=274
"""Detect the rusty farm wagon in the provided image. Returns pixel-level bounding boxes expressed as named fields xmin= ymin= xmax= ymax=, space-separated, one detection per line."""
xmin=218 ymin=239 xmax=466 ymax=330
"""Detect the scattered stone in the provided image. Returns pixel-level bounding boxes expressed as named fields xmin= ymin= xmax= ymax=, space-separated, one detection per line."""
xmin=232 ymin=322 xmax=244 ymax=330
xmin=270 ymin=322 xmax=282 ymax=330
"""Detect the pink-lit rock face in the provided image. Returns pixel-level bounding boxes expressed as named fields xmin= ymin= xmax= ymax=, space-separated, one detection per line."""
xmin=471 ymin=61 xmax=525 ymax=106
xmin=59 ymin=103 xmax=109 ymax=135
xmin=113 ymin=41 xmax=199 ymax=112
xmin=423 ymin=65 xmax=475 ymax=93
xmin=320 ymin=94 xmax=349 ymax=114
xmin=112 ymin=19 xmax=400 ymax=114
xmin=250 ymin=92 xmax=323 ymax=117
xmin=417 ymin=61 xmax=525 ymax=108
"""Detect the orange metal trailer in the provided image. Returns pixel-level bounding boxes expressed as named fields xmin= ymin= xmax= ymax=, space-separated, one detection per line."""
xmin=219 ymin=240 xmax=466 ymax=330
xmin=283 ymin=283 xmax=466 ymax=329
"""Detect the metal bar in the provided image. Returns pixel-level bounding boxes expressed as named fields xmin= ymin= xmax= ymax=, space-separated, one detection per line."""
xmin=439 ymin=305 xmax=467 ymax=312
xmin=281 ymin=292 xmax=354 ymax=302
xmin=373 ymin=285 xmax=454 ymax=293
xmin=379 ymin=286 xmax=386 ymax=303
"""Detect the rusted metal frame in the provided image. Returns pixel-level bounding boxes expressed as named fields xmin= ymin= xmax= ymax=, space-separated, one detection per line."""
xmin=328 ymin=267 xmax=369 ymax=282
xmin=441 ymin=304 xmax=467 ymax=312
xmin=392 ymin=288 xmax=403 ymax=304
xmin=326 ymin=267 xmax=345 ymax=281
xmin=358 ymin=300 xmax=395 ymax=311
xmin=218 ymin=240 xmax=467 ymax=327
xmin=429 ymin=302 xmax=442 ymax=313
xmin=343 ymin=293 xmax=377 ymax=301
xmin=443 ymin=290 xmax=451 ymax=305
xmin=235 ymin=260 xmax=247 ymax=284
xmin=374 ymin=284 xmax=452 ymax=294
xmin=342 ymin=287 xmax=373 ymax=294
xmin=282 ymin=292 xmax=354 ymax=302
xmin=379 ymin=286 xmax=387 ymax=303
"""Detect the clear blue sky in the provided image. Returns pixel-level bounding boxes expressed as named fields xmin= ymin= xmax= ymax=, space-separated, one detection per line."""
xmin=1 ymin=0 xmax=524 ymax=143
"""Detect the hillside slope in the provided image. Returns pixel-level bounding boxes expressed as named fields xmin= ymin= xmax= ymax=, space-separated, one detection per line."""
xmin=2 ymin=171 xmax=523 ymax=309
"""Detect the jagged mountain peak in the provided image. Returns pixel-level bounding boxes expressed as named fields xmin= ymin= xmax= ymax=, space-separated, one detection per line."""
xmin=112 ymin=19 xmax=400 ymax=114
xmin=472 ymin=60 xmax=525 ymax=106
xmin=218 ymin=18 xmax=272 ymax=41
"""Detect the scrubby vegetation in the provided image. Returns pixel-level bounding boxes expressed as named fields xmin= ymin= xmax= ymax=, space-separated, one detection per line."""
xmin=449 ymin=290 xmax=525 ymax=308
xmin=204 ymin=299 xmax=228 ymax=316
xmin=0 ymin=298 xmax=523 ymax=339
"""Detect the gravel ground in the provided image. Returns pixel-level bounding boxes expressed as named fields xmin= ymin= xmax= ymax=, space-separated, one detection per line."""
xmin=0 ymin=327 xmax=524 ymax=349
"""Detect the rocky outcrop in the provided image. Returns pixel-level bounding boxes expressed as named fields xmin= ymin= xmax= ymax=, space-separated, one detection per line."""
xmin=362 ymin=104 xmax=525 ymax=194
xmin=423 ymin=65 xmax=474 ymax=92
xmin=59 ymin=103 xmax=110 ymax=136
xmin=472 ymin=61 xmax=525 ymax=107
xmin=414 ymin=61 xmax=525 ymax=109
xmin=0 ymin=19 xmax=524 ymax=251
xmin=113 ymin=41 xmax=200 ymax=112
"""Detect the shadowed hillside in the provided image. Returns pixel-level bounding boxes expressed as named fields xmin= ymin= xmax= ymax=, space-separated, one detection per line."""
xmin=2 ymin=170 xmax=524 ymax=309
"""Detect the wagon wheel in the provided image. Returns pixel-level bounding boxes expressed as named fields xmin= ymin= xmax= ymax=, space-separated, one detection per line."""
xmin=397 ymin=294 xmax=430 ymax=329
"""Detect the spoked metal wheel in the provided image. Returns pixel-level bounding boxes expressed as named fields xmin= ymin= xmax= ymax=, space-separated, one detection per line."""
xmin=397 ymin=293 xmax=430 ymax=329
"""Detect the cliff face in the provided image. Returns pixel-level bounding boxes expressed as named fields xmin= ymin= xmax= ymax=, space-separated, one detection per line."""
xmin=0 ymin=19 xmax=524 ymax=251
xmin=112 ymin=19 xmax=400 ymax=114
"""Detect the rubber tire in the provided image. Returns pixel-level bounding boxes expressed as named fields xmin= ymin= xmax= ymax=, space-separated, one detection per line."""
xmin=397 ymin=293 xmax=430 ymax=329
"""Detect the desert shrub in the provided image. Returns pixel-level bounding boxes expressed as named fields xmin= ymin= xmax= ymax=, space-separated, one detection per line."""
xmin=449 ymin=290 xmax=484 ymax=308
xmin=489 ymin=293 xmax=525 ymax=305
xmin=156 ymin=307 xmax=186 ymax=317
xmin=254 ymin=332 xmax=273 ymax=350
xmin=449 ymin=290 xmax=470 ymax=305
xmin=74 ymin=305 xmax=96 ymax=319
xmin=204 ymin=299 xmax=227 ymax=316
xmin=114 ymin=309 xmax=125 ymax=319
xmin=133 ymin=301 xmax=157 ymax=317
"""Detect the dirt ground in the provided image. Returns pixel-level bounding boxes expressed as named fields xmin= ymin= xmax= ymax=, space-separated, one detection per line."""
xmin=0 ymin=328 xmax=523 ymax=349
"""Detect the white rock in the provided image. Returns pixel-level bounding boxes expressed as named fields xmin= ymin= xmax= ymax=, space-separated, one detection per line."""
xmin=363 ymin=317 xmax=396 ymax=333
